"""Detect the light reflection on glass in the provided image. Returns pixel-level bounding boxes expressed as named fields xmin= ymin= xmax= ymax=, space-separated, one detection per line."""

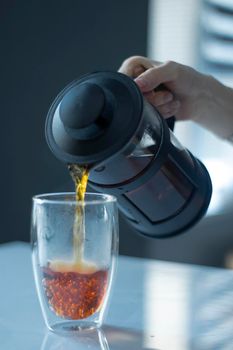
xmin=143 ymin=260 xmax=233 ymax=350
xmin=174 ymin=122 xmax=233 ymax=217
xmin=41 ymin=326 xmax=147 ymax=350
xmin=143 ymin=263 xmax=189 ymax=349
xmin=190 ymin=269 xmax=233 ymax=350
xmin=204 ymin=159 xmax=233 ymax=215
xmin=41 ymin=328 xmax=109 ymax=350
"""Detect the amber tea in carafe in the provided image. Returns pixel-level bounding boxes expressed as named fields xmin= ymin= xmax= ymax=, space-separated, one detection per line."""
xmin=45 ymin=71 xmax=212 ymax=238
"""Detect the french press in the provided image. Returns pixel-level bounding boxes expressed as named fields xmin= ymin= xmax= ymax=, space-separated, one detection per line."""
xmin=45 ymin=71 xmax=212 ymax=238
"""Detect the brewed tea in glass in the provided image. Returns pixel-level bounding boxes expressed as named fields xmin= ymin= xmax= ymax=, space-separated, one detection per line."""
xmin=31 ymin=193 xmax=118 ymax=333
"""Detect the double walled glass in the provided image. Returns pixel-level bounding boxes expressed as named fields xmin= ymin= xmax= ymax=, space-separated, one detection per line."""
xmin=31 ymin=193 xmax=118 ymax=333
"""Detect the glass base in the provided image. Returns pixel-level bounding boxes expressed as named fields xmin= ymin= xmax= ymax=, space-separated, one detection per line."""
xmin=49 ymin=321 xmax=101 ymax=334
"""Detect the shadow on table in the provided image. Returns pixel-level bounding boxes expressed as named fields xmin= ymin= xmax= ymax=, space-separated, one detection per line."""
xmin=40 ymin=325 xmax=157 ymax=350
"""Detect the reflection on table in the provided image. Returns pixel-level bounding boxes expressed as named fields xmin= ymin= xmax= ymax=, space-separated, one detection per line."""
xmin=1 ymin=242 xmax=233 ymax=350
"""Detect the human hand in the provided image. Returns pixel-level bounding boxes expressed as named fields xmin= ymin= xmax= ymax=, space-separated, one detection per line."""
xmin=118 ymin=56 xmax=208 ymax=121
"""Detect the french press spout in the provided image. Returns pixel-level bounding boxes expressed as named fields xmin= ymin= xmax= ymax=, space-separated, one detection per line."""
xmin=45 ymin=71 xmax=212 ymax=238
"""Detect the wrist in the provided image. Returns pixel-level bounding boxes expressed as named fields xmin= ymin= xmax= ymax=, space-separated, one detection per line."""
xmin=193 ymin=74 xmax=233 ymax=140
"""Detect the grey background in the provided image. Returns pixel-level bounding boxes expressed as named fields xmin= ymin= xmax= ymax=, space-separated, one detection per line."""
xmin=1 ymin=0 xmax=148 ymax=257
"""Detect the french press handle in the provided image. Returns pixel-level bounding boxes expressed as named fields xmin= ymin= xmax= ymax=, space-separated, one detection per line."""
xmin=154 ymin=84 xmax=175 ymax=131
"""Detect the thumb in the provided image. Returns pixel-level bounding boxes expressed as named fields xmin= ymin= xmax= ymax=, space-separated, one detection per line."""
xmin=135 ymin=62 xmax=176 ymax=92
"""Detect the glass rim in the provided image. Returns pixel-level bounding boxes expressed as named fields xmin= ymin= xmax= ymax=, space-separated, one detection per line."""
xmin=32 ymin=192 xmax=117 ymax=205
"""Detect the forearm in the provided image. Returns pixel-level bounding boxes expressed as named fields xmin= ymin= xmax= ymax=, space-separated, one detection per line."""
xmin=194 ymin=74 xmax=233 ymax=141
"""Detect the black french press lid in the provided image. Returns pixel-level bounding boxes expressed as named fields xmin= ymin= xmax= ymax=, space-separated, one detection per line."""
xmin=45 ymin=71 xmax=144 ymax=165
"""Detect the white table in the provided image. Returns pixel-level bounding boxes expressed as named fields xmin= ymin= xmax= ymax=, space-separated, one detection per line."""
xmin=1 ymin=242 xmax=233 ymax=350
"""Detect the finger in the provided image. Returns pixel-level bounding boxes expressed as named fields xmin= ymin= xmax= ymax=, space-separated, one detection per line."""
xmin=156 ymin=100 xmax=180 ymax=119
xmin=118 ymin=56 xmax=154 ymax=78
xmin=132 ymin=65 xmax=147 ymax=78
xmin=144 ymin=90 xmax=173 ymax=107
xmin=135 ymin=61 xmax=179 ymax=92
